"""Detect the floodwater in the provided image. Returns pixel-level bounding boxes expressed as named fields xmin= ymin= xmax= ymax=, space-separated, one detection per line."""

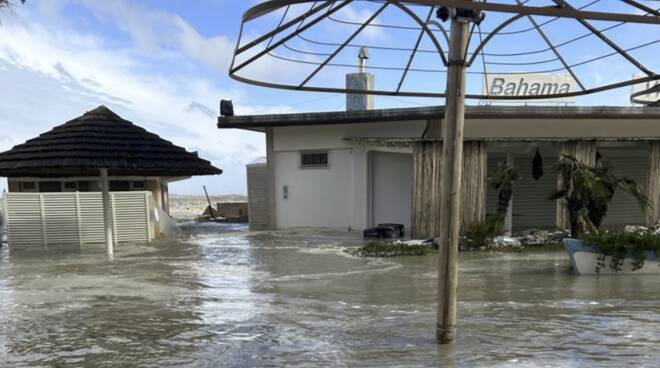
xmin=0 ymin=223 xmax=659 ymax=368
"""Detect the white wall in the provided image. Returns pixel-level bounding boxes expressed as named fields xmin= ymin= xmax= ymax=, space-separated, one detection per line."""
xmin=274 ymin=149 xmax=353 ymax=229
xmin=272 ymin=121 xmax=423 ymax=230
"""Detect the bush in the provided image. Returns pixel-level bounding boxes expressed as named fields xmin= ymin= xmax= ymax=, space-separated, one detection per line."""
xmin=462 ymin=215 xmax=504 ymax=250
xmin=581 ymin=231 xmax=660 ymax=272
xmin=355 ymin=241 xmax=436 ymax=257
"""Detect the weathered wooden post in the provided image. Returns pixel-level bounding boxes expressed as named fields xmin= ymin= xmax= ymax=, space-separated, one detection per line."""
xmin=100 ymin=168 xmax=114 ymax=256
xmin=647 ymin=142 xmax=660 ymax=226
xmin=436 ymin=9 xmax=471 ymax=344
xmin=504 ymin=153 xmax=514 ymax=235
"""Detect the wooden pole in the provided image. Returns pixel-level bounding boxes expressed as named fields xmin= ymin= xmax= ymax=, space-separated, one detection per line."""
xmin=100 ymin=168 xmax=114 ymax=256
xmin=647 ymin=142 xmax=660 ymax=226
xmin=203 ymin=185 xmax=216 ymax=219
xmin=437 ymin=14 xmax=470 ymax=344
xmin=505 ymin=153 xmax=514 ymax=235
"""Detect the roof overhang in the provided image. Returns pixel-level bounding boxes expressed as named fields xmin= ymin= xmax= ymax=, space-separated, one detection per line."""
xmin=218 ymin=105 xmax=660 ymax=130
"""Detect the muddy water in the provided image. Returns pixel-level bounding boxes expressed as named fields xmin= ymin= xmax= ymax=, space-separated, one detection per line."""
xmin=0 ymin=223 xmax=659 ymax=367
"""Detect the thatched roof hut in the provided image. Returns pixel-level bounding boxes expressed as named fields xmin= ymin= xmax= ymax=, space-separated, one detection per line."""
xmin=0 ymin=106 xmax=222 ymax=251
xmin=0 ymin=105 xmax=221 ymax=177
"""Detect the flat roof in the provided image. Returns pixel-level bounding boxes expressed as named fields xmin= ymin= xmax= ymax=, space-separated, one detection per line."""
xmin=218 ymin=105 xmax=660 ymax=130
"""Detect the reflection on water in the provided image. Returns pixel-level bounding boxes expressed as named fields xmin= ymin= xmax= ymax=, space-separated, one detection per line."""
xmin=0 ymin=223 xmax=659 ymax=367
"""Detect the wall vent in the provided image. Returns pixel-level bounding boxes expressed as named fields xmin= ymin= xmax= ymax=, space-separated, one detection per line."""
xmin=300 ymin=151 xmax=329 ymax=169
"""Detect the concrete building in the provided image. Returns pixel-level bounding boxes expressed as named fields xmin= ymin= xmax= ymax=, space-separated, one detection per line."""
xmin=220 ymin=105 xmax=660 ymax=235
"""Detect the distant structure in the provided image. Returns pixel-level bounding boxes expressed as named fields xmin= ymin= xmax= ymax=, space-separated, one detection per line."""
xmin=246 ymin=156 xmax=269 ymax=230
xmin=346 ymin=47 xmax=374 ymax=111
xmin=0 ymin=106 xmax=221 ymax=247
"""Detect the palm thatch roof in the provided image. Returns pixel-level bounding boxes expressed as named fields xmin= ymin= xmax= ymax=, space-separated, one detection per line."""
xmin=0 ymin=106 xmax=222 ymax=177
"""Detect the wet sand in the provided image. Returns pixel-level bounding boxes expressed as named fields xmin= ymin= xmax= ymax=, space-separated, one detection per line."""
xmin=0 ymin=223 xmax=659 ymax=367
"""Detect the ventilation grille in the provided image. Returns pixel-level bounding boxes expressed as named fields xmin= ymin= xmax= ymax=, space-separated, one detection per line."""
xmin=300 ymin=151 xmax=329 ymax=169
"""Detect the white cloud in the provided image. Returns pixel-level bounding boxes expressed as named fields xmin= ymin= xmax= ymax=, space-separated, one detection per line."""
xmin=80 ymin=0 xmax=236 ymax=73
xmin=0 ymin=3 xmax=294 ymax=195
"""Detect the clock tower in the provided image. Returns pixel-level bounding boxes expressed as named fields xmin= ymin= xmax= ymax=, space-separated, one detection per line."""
xmin=346 ymin=47 xmax=374 ymax=111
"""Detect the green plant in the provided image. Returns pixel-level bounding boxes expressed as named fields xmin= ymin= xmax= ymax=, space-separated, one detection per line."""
xmin=490 ymin=162 xmax=520 ymax=216
xmin=582 ymin=231 xmax=660 ymax=273
xmin=355 ymin=241 xmax=436 ymax=257
xmin=549 ymin=155 xmax=650 ymax=238
xmin=462 ymin=215 xmax=504 ymax=250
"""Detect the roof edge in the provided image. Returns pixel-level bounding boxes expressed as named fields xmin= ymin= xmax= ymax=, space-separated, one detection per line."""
xmin=218 ymin=105 xmax=660 ymax=129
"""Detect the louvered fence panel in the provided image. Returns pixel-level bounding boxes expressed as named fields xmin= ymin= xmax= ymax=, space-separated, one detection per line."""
xmin=4 ymin=193 xmax=45 ymax=246
xmin=78 ymin=192 xmax=107 ymax=244
xmin=112 ymin=192 xmax=150 ymax=243
xmin=3 ymin=191 xmax=152 ymax=246
xmin=43 ymin=193 xmax=80 ymax=245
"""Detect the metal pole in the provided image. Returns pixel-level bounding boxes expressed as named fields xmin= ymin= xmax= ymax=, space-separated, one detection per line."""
xmin=100 ymin=168 xmax=114 ymax=256
xmin=437 ymin=13 xmax=470 ymax=344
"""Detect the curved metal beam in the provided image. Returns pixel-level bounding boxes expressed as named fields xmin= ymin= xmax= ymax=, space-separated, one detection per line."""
xmin=409 ymin=0 xmax=660 ymax=24
xmin=397 ymin=6 xmax=436 ymax=93
xmin=299 ymin=2 xmax=389 ymax=88
xmin=230 ymin=68 xmax=660 ymax=101
xmin=246 ymin=0 xmax=660 ymax=25
xmin=553 ymin=0 xmax=654 ymax=77
xmin=467 ymin=13 xmax=526 ymax=66
xmin=631 ymin=83 xmax=660 ymax=106
xmin=231 ymin=1 xmax=352 ymax=74
xmin=426 ymin=20 xmax=451 ymax=45
xmin=390 ymin=1 xmax=448 ymax=66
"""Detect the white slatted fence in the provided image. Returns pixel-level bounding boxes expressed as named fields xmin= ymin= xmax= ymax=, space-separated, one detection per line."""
xmin=3 ymin=191 xmax=153 ymax=246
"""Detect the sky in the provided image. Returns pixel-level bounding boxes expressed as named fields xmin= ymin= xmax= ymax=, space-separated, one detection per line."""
xmin=0 ymin=0 xmax=657 ymax=195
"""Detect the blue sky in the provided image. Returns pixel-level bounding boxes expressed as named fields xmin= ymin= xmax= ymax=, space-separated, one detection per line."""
xmin=0 ymin=1 xmax=657 ymax=194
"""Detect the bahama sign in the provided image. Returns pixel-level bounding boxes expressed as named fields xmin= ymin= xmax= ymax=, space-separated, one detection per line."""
xmin=482 ymin=74 xmax=576 ymax=102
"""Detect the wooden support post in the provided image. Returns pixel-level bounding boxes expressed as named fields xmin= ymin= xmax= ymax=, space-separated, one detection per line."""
xmin=437 ymin=15 xmax=469 ymax=344
xmin=461 ymin=141 xmax=487 ymax=228
xmin=505 ymin=153 xmax=514 ymax=235
xmin=647 ymin=142 xmax=660 ymax=226
xmin=412 ymin=141 xmax=486 ymax=238
xmin=100 ymin=168 xmax=114 ymax=256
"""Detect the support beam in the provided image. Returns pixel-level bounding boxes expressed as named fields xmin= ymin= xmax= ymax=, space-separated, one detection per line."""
xmin=100 ymin=168 xmax=114 ymax=256
xmin=411 ymin=141 xmax=443 ymax=239
xmin=266 ymin=128 xmax=277 ymax=230
xmin=504 ymin=153 xmax=514 ymax=236
xmin=461 ymin=141 xmax=487 ymax=229
xmin=437 ymin=15 xmax=470 ymax=344
xmin=646 ymin=142 xmax=660 ymax=226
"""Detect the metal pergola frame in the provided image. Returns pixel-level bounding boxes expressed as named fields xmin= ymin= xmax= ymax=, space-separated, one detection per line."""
xmin=230 ymin=0 xmax=659 ymax=101
xmin=227 ymin=0 xmax=659 ymax=345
